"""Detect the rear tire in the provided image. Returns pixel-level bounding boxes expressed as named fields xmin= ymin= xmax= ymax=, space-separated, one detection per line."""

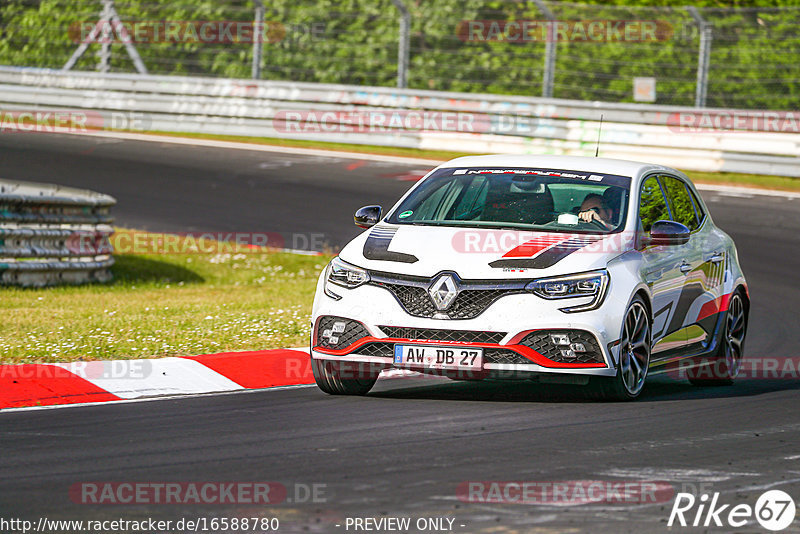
xmin=689 ymin=290 xmax=747 ymax=386
xmin=311 ymin=358 xmax=380 ymax=395
xmin=593 ymin=296 xmax=651 ymax=401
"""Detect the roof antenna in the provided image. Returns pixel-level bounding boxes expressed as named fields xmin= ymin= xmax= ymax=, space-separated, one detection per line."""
xmin=595 ymin=114 xmax=604 ymax=157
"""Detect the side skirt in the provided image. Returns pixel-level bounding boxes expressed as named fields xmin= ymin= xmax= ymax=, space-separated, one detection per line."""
xmin=648 ymin=307 xmax=729 ymax=376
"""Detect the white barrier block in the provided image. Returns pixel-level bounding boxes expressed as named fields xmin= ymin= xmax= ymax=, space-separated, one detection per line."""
xmin=53 ymin=357 xmax=243 ymax=399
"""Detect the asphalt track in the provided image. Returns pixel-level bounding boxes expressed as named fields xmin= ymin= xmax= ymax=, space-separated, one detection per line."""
xmin=1 ymin=133 xmax=800 ymax=533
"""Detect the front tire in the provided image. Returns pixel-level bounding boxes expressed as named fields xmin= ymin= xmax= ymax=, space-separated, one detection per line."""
xmin=311 ymin=358 xmax=380 ymax=395
xmin=594 ymin=296 xmax=651 ymax=401
xmin=689 ymin=290 xmax=747 ymax=386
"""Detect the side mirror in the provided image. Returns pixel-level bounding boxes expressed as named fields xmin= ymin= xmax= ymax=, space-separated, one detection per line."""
xmin=354 ymin=205 xmax=382 ymax=229
xmin=650 ymin=220 xmax=690 ymax=246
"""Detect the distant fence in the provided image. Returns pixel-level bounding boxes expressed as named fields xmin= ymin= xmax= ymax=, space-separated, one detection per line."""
xmin=1 ymin=0 xmax=798 ymax=110
xmin=0 ymin=179 xmax=115 ymax=287
xmin=0 ymin=66 xmax=798 ymax=177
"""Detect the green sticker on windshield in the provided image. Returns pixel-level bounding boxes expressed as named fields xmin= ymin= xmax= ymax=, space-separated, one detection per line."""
xmin=399 ymin=210 xmax=413 ymax=218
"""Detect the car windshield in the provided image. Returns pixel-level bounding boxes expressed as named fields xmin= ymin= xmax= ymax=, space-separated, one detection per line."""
xmin=386 ymin=167 xmax=631 ymax=234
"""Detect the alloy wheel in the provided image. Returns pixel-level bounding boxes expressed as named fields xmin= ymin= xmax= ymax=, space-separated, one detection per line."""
xmin=723 ymin=293 xmax=746 ymax=379
xmin=618 ymin=301 xmax=651 ymax=396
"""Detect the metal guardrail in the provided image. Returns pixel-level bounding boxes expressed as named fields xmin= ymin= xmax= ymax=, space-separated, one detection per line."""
xmin=0 ymin=66 xmax=798 ymax=177
xmin=0 ymin=179 xmax=115 ymax=287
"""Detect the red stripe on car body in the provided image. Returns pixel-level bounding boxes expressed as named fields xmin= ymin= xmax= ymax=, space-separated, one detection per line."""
xmin=314 ymin=337 xmax=606 ymax=369
xmin=501 ymin=235 xmax=568 ymax=258
xmin=696 ymin=292 xmax=732 ymax=322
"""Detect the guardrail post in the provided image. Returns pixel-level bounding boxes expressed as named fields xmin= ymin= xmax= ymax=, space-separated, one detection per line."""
xmin=532 ymin=0 xmax=556 ymax=98
xmin=252 ymin=0 xmax=265 ymax=80
xmin=390 ymin=0 xmax=411 ymax=89
xmin=687 ymin=6 xmax=712 ymax=108
xmin=63 ymin=0 xmax=147 ymax=74
xmin=97 ymin=0 xmax=112 ymax=73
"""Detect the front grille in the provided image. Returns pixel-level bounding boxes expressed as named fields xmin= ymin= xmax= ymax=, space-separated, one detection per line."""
xmin=374 ymin=283 xmax=437 ymax=317
xmin=343 ymin=342 xmax=533 ymax=364
xmin=446 ymin=289 xmax=513 ymax=320
xmin=314 ymin=316 xmax=603 ymax=366
xmin=379 ymin=326 xmax=506 ymax=344
xmin=485 ymin=348 xmax=532 ymax=365
xmin=370 ymin=272 xmax=527 ymax=320
xmin=519 ymin=330 xmax=604 ymax=364
xmin=315 ymin=316 xmax=369 ymax=350
xmin=351 ymin=342 xmax=395 ymax=358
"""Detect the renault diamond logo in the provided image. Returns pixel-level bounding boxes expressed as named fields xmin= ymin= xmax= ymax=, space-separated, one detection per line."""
xmin=429 ymin=274 xmax=458 ymax=311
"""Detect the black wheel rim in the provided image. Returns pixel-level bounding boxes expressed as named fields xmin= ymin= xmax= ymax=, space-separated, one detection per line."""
xmin=619 ymin=302 xmax=651 ymax=396
xmin=724 ymin=294 xmax=746 ymax=378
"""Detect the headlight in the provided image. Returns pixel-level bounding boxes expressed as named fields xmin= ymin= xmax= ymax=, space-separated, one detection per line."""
xmin=324 ymin=257 xmax=370 ymax=299
xmin=525 ymin=270 xmax=609 ymax=313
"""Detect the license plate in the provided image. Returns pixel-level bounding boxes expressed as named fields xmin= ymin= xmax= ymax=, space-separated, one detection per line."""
xmin=393 ymin=345 xmax=483 ymax=371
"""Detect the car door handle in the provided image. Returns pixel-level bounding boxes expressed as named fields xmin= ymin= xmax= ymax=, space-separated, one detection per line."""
xmin=644 ymin=270 xmax=661 ymax=283
xmin=707 ymin=252 xmax=725 ymax=263
xmin=679 ymin=262 xmax=692 ymax=273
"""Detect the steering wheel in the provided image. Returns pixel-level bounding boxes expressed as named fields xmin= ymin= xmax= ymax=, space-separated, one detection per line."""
xmin=578 ymin=218 xmax=609 ymax=231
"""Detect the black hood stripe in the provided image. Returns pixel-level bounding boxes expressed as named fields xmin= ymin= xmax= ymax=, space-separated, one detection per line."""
xmin=363 ymin=226 xmax=418 ymax=263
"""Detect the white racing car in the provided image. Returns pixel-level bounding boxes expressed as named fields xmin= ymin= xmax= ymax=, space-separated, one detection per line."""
xmin=310 ymin=155 xmax=748 ymax=400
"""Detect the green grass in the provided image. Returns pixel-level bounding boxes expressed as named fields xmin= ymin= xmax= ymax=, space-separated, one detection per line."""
xmin=687 ymin=170 xmax=800 ymax=192
xmin=0 ymin=230 xmax=331 ymax=364
xmin=149 ymin=131 xmax=800 ymax=192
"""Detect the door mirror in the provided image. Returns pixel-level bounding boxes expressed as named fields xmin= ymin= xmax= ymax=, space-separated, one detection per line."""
xmin=650 ymin=220 xmax=691 ymax=246
xmin=354 ymin=205 xmax=382 ymax=229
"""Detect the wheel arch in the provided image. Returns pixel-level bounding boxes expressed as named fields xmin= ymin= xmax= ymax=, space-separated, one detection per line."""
xmin=628 ymin=285 xmax=653 ymax=321
xmin=610 ymin=285 xmax=652 ymax=368
xmin=599 ymin=286 xmax=653 ymax=400
xmin=734 ymin=283 xmax=750 ymax=317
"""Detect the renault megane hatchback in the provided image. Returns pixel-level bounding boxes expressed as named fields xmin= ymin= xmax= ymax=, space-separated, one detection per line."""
xmin=310 ymin=155 xmax=748 ymax=400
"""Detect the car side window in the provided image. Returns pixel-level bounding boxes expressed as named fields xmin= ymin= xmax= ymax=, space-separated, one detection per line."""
xmin=638 ymin=176 xmax=671 ymax=233
xmin=687 ymin=187 xmax=705 ymax=224
xmin=662 ymin=176 xmax=699 ymax=230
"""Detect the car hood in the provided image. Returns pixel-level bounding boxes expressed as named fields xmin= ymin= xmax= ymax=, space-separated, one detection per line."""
xmin=339 ymin=223 xmax=633 ymax=279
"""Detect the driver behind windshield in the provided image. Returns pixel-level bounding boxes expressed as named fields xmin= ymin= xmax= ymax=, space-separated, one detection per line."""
xmin=578 ymin=193 xmax=614 ymax=230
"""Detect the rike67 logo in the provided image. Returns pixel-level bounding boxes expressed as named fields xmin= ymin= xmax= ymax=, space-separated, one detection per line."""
xmin=669 ymin=490 xmax=796 ymax=531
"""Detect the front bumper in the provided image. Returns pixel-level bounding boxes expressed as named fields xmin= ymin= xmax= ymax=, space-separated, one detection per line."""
xmin=311 ymin=280 xmax=626 ymax=379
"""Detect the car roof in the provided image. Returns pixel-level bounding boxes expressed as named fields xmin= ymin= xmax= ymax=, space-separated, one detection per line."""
xmin=437 ymin=154 xmax=674 ymax=181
